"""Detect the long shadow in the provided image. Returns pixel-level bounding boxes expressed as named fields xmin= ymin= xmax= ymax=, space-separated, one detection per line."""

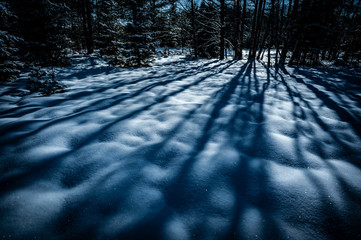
xmin=74 ymin=60 xmax=223 ymax=112
xmin=75 ymin=59 xmax=219 ymax=96
xmin=50 ymin=101 xmax=213 ymax=239
xmin=254 ymin=65 xmax=284 ymax=240
xmin=0 ymin=60 xmax=226 ymax=147
xmin=94 ymin=61 xmax=253 ymax=239
xmin=0 ymin=106 xmax=44 ymax=118
xmin=280 ymin=66 xmax=361 ymax=138
xmin=278 ymin=68 xmax=360 ymax=162
xmin=38 ymin=60 xmax=242 ymax=240
xmin=61 ymin=56 xmax=210 ymax=80
xmin=49 ymin=62 xmax=361 ymax=240
xmin=0 ymin=60 xmax=237 ymax=197
xmin=140 ymin=104 xmax=208 ymax=167
xmin=154 ymin=60 xmax=279 ymax=239
xmin=62 ymin=65 xmax=117 ymax=80
xmin=6 ymin=59 xmax=361 ymax=239
xmin=0 ymin=60 xmax=218 ymax=119
xmin=223 ymin=61 xmax=284 ymax=240
xmin=229 ymin=60 xmax=253 ymax=236
xmin=221 ymin=61 xmax=256 ymax=240
xmin=293 ymin=67 xmax=361 ymax=113
xmin=274 ymin=66 xmax=361 ymax=239
xmin=313 ymin=66 xmax=361 ymax=85
xmin=273 ymin=66 xmax=359 ymax=162
xmin=278 ymin=69 xmax=361 ymax=175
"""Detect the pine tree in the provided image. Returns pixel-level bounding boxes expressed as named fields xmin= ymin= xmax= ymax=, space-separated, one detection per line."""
xmin=66 ymin=0 xmax=85 ymax=52
xmin=120 ymin=0 xmax=155 ymax=67
xmin=219 ymin=0 xmax=226 ymax=59
xmin=80 ymin=0 xmax=94 ymax=54
xmin=197 ymin=1 xmax=220 ymax=58
xmin=10 ymin=0 xmax=70 ymax=66
xmin=233 ymin=0 xmax=241 ymax=59
xmin=0 ymin=1 xmax=22 ymax=81
xmin=157 ymin=0 xmax=181 ymax=51
xmin=95 ymin=0 xmax=122 ymax=64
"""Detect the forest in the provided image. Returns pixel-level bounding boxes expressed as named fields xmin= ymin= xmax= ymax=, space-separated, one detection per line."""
xmin=1 ymin=1 xmax=361 ymax=240
xmin=1 ymin=0 xmax=361 ymax=82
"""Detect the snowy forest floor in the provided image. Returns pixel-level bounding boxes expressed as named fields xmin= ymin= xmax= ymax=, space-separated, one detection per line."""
xmin=1 ymin=55 xmax=361 ymax=240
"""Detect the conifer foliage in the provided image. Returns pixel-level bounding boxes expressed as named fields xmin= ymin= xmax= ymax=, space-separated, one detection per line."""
xmin=1 ymin=0 xmax=361 ymax=83
xmin=95 ymin=0 xmax=122 ymax=64
xmin=120 ymin=0 xmax=155 ymax=67
xmin=0 ymin=1 xmax=22 ymax=81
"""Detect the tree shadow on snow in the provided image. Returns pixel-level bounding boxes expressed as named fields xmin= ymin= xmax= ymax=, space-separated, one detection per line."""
xmin=272 ymin=64 xmax=361 ymax=240
xmin=1 ymin=59 xmax=361 ymax=240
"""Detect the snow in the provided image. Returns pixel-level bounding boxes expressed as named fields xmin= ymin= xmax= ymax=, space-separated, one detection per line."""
xmin=0 ymin=55 xmax=361 ymax=240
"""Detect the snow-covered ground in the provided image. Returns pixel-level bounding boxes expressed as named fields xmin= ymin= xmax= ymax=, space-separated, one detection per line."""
xmin=0 ymin=55 xmax=361 ymax=240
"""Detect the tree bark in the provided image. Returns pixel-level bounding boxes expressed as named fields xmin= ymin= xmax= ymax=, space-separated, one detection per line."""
xmin=279 ymin=0 xmax=299 ymax=65
xmin=234 ymin=0 xmax=241 ymax=59
xmin=255 ymin=0 xmax=265 ymax=56
xmin=239 ymin=0 xmax=247 ymax=59
xmin=248 ymin=0 xmax=259 ymax=59
xmin=190 ymin=0 xmax=198 ymax=58
xmin=220 ymin=0 xmax=225 ymax=60
xmin=81 ymin=0 xmax=94 ymax=54
xmin=275 ymin=0 xmax=283 ymax=65
xmin=249 ymin=0 xmax=265 ymax=59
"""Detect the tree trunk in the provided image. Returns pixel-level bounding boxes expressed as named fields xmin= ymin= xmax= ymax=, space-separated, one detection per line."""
xmin=190 ymin=0 xmax=198 ymax=58
xmin=279 ymin=0 xmax=299 ymax=65
xmin=81 ymin=0 xmax=93 ymax=54
xmin=257 ymin=19 xmax=270 ymax=61
xmin=85 ymin=0 xmax=93 ymax=54
xmin=240 ymin=0 xmax=247 ymax=59
xmin=275 ymin=0 xmax=283 ymax=65
xmin=234 ymin=0 xmax=241 ymax=59
xmin=249 ymin=0 xmax=265 ymax=59
xmin=220 ymin=0 xmax=225 ymax=60
xmin=258 ymin=0 xmax=274 ymax=63
xmin=253 ymin=0 xmax=265 ymax=58
xmin=248 ymin=0 xmax=259 ymax=59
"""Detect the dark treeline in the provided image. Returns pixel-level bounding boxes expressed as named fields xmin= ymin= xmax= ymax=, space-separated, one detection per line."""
xmin=192 ymin=0 xmax=361 ymax=66
xmin=1 ymin=0 xmax=361 ymax=81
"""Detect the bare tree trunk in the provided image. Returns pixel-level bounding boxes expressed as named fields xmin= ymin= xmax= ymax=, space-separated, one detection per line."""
xmin=268 ymin=0 xmax=276 ymax=66
xmin=234 ymin=0 xmax=241 ymax=59
xmin=275 ymin=0 xmax=283 ymax=65
xmin=257 ymin=18 xmax=270 ymax=61
xmin=253 ymin=0 xmax=265 ymax=58
xmin=279 ymin=0 xmax=299 ymax=65
xmin=131 ymin=4 xmax=141 ymax=67
xmin=80 ymin=0 xmax=94 ymax=54
xmin=190 ymin=0 xmax=198 ymax=58
xmin=258 ymin=0 xmax=274 ymax=63
xmin=220 ymin=0 xmax=225 ymax=60
xmin=249 ymin=0 xmax=265 ymax=59
xmin=81 ymin=0 xmax=93 ymax=54
xmin=85 ymin=0 xmax=93 ymax=54
xmin=239 ymin=0 xmax=247 ymax=59
xmin=248 ymin=0 xmax=259 ymax=59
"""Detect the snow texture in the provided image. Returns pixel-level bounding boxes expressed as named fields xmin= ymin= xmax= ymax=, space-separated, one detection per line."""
xmin=0 ymin=55 xmax=361 ymax=240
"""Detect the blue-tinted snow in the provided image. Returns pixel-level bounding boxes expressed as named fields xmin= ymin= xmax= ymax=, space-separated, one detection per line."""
xmin=0 ymin=54 xmax=361 ymax=240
